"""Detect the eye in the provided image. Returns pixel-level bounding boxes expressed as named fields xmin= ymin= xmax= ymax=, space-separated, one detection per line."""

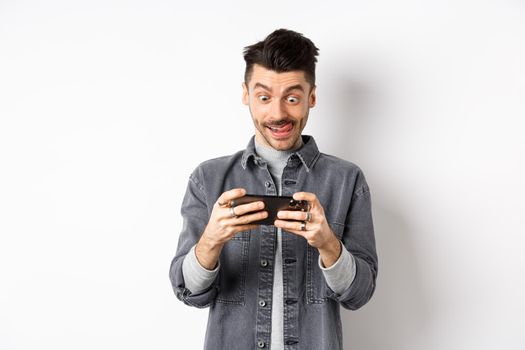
xmin=287 ymin=96 xmax=299 ymax=103
xmin=258 ymin=95 xmax=270 ymax=102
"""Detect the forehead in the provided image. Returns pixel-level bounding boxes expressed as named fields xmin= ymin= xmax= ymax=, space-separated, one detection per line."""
xmin=248 ymin=64 xmax=310 ymax=91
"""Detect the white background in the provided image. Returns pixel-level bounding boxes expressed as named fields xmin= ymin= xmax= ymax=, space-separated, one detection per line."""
xmin=1 ymin=1 xmax=524 ymax=349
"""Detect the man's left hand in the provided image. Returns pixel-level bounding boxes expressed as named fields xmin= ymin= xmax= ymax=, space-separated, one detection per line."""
xmin=274 ymin=192 xmax=342 ymax=267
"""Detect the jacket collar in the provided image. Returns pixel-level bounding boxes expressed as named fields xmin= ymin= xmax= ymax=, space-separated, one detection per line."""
xmin=241 ymin=135 xmax=320 ymax=172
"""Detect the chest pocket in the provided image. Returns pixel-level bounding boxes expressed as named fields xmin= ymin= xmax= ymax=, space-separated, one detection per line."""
xmin=306 ymin=222 xmax=344 ymax=303
xmin=216 ymin=230 xmax=250 ymax=305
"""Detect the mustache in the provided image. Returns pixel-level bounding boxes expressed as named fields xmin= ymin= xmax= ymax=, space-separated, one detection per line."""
xmin=264 ymin=119 xmax=295 ymax=127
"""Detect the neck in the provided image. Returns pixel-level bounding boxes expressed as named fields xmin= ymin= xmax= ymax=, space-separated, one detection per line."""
xmin=254 ymin=134 xmax=303 ymax=152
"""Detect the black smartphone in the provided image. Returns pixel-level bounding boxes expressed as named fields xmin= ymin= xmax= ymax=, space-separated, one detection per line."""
xmin=229 ymin=194 xmax=309 ymax=225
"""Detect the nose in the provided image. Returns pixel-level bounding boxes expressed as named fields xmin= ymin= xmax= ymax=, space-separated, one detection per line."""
xmin=269 ymin=99 xmax=287 ymax=120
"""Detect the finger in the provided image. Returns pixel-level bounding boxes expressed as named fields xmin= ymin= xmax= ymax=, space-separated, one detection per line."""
xmin=293 ymin=192 xmax=321 ymax=211
xmin=292 ymin=191 xmax=315 ymax=200
xmin=277 ymin=210 xmax=310 ymax=222
xmin=232 ymin=200 xmax=265 ymax=216
xmin=222 ymin=206 xmax=239 ymax=220
xmin=274 ymin=219 xmax=307 ymax=235
xmin=220 ymin=201 xmax=264 ymax=220
xmin=227 ymin=210 xmax=268 ymax=225
xmin=216 ymin=188 xmax=246 ymax=207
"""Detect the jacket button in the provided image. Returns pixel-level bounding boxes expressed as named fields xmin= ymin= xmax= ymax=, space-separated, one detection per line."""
xmin=260 ymin=259 xmax=268 ymax=267
xmin=265 ymin=181 xmax=271 ymax=188
xmin=258 ymin=299 xmax=266 ymax=307
xmin=257 ymin=340 xmax=265 ymax=348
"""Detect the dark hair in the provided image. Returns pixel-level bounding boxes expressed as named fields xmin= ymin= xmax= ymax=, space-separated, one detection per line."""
xmin=243 ymin=28 xmax=319 ymax=87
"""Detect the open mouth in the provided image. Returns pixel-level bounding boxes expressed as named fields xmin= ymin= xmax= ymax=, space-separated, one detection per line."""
xmin=266 ymin=122 xmax=294 ymax=138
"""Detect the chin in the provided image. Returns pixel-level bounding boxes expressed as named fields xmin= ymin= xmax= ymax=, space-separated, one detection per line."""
xmin=256 ymin=127 xmax=300 ymax=151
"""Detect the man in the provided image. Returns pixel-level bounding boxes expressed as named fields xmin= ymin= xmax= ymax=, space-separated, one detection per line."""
xmin=169 ymin=29 xmax=378 ymax=350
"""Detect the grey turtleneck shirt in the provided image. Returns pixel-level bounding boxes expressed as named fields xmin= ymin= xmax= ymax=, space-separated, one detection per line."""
xmin=182 ymin=138 xmax=356 ymax=350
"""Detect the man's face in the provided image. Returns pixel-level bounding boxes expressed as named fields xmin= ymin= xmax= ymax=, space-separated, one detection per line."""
xmin=242 ymin=64 xmax=316 ymax=151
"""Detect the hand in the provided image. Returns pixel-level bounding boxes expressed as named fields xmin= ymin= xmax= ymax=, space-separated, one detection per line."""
xmin=274 ymin=192 xmax=342 ymax=267
xmin=196 ymin=188 xmax=267 ymax=269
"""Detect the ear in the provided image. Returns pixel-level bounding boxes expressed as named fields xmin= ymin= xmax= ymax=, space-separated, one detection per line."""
xmin=242 ymin=82 xmax=249 ymax=105
xmin=309 ymin=85 xmax=317 ymax=108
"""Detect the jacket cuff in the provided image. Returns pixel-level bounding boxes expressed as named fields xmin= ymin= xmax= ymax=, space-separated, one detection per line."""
xmin=318 ymin=241 xmax=356 ymax=294
xmin=170 ymin=252 xmax=219 ymax=309
xmin=324 ymin=254 xmax=376 ymax=310
xmin=182 ymin=245 xmax=221 ymax=294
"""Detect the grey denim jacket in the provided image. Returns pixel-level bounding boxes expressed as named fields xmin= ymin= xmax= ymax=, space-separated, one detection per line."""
xmin=169 ymin=135 xmax=378 ymax=350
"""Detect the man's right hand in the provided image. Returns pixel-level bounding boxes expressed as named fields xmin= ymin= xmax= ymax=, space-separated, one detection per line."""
xmin=195 ymin=188 xmax=267 ymax=270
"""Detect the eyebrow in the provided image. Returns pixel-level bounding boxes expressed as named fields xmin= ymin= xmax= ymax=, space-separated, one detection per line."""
xmin=253 ymin=82 xmax=305 ymax=94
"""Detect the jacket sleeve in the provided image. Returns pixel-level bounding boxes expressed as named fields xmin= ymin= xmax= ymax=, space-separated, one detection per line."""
xmin=169 ymin=171 xmax=219 ymax=308
xmin=326 ymin=171 xmax=378 ymax=310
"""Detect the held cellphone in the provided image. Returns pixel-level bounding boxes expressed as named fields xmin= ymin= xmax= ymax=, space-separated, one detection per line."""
xmin=229 ymin=194 xmax=309 ymax=226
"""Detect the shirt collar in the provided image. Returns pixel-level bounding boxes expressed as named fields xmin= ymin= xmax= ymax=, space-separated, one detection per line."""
xmin=241 ymin=135 xmax=320 ymax=172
